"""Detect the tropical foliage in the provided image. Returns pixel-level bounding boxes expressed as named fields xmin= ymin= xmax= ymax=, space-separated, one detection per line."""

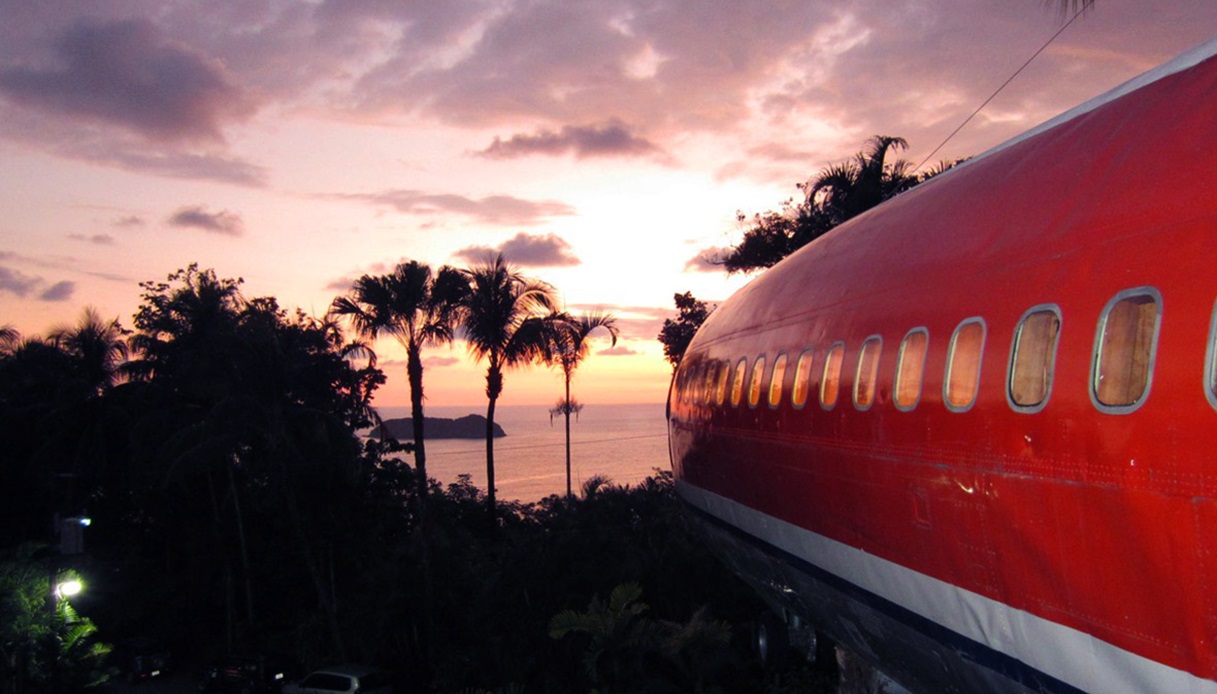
xmin=719 ymin=135 xmax=956 ymax=273
xmin=1 ymin=262 xmax=836 ymax=693
xmin=658 ymin=292 xmax=713 ymax=369
xmin=330 ymin=260 xmax=468 ymax=507
xmin=461 ymin=254 xmax=560 ymax=521
xmin=0 ymin=546 xmax=113 ymax=692
xmin=550 ymin=311 xmax=619 ymax=497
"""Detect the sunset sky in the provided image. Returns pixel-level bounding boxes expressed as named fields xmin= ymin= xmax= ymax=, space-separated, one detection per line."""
xmin=1 ymin=0 xmax=1214 ymax=409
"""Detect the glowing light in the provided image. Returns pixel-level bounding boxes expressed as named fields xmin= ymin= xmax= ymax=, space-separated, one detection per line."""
xmin=56 ymin=580 xmax=83 ymax=598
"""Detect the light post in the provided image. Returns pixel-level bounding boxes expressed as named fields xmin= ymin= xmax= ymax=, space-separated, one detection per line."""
xmin=54 ymin=579 xmax=83 ymax=600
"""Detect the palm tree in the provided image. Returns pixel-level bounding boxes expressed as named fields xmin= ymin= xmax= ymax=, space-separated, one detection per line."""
xmin=804 ymin=134 xmax=918 ymax=226
xmin=49 ymin=307 xmax=130 ymax=397
xmin=0 ymin=325 xmax=18 ymax=354
xmin=330 ymin=261 xmax=468 ymax=505
xmin=461 ymin=254 xmax=558 ymax=521
xmin=552 ymin=311 xmax=618 ymax=497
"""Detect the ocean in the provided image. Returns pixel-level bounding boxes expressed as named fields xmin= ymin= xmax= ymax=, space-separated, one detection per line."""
xmin=373 ymin=402 xmax=671 ymax=502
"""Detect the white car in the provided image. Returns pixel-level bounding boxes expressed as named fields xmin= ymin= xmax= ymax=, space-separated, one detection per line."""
xmin=282 ymin=665 xmax=393 ymax=694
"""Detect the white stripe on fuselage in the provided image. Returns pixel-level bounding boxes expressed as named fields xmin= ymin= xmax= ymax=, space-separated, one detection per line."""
xmin=677 ymin=481 xmax=1217 ymax=694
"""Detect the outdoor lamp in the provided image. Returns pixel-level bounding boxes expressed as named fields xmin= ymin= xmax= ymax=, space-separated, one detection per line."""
xmin=55 ymin=579 xmax=83 ymax=598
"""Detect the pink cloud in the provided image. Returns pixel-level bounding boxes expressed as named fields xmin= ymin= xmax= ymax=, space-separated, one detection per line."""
xmin=0 ymin=19 xmax=254 ymax=143
xmin=167 ymin=205 xmax=244 ymax=236
xmin=344 ymin=190 xmax=576 ymax=226
xmin=479 ymin=121 xmax=662 ymax=159
xmin=453 ymin=232 xmax=580 ymax=268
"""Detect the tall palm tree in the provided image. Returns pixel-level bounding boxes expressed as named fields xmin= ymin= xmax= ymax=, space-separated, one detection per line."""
xmin=0 ymin=324 xmax=18 ymax=354
xmin=461 ymin=254 xmax=558 ymax=520
xmin=330 ymin=261 xmax=468 ymax=505
xmin=805 ymin=135 xmax=918 ymax=226
xmin=49 ymin=307 xmax=130 ymax=397
xmin=552 ymin=311 xmax=618 ymax=497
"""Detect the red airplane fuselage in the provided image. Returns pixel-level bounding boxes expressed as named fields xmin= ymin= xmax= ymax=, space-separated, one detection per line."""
xmin=668 ymin=39 xmax=1217 ymax=693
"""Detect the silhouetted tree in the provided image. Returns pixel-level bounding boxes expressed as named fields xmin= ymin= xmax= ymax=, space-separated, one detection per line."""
xmin=123 ymin=265 xmax=381 ymax=655
xmin=48 ymin=307 xmax=130 ymax=397
xmin=330 ymin=261 xmax=468 ymax=508
xmin=550 ymin=311 xmax=618 ymax=497
xmin=461 ymin=255 xmax=558 ymax=524
xmin=720 ymin=135 xmax=954 ymax=273
xmin=658 ymin=292 xmax=712 ymax=369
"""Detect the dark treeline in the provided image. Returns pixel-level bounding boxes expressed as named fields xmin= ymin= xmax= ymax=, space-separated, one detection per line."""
xmin=0 ymin=264 xmax=827 ymax=692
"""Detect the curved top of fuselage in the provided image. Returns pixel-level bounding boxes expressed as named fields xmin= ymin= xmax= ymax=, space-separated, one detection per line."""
xmin=689 ymin=36 xmax=1217 ymax=355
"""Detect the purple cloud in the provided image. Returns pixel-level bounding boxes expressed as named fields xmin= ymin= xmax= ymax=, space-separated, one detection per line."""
xmin=479 ymin=121 xmax=662 ymax=159
xmin=684 ymin=248 xmax=728 ymax=272
xmin=0 ymin=266 xmax=75 ymax=301
xmin=0 ymin=266 xmax=40 ymax=297
xmin=68 ymin=233 xmax=116 ymax=245
xmin=113 ymin=216 xmax=146 ymax=228
xmin=345 ymin=190 xmax=576 ymax=226
xmin=453 ymin=232 xmax=580 ymax=268
xmin=597 ymin=345 xmax=639 ymax=356
xmin=39 ymin=280 xmax=75 ymax=302
xmin=423 ymin=356 xmax=461 ymax=368
xmin=0 ymin=19 xmax=253 ymax=143
xmin=167 ymin=205 xmax=244 ymax=236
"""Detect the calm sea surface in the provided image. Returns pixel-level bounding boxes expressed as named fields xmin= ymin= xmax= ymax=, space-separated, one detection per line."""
xmin=374 ymin=402 xmax=670 ymax=502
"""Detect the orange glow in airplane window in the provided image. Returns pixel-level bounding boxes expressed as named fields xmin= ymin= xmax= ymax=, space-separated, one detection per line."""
xmin=946 ymin=320 xmax=985 ymax=410
xmin=895 ymin=330 xmax=928 ymax=410
xmin=715 ymin=360 xmax=730 ymax=405
xmin=769 ymin=354 xmax=788 ymax=408
xmin=792 ymin=350 xmax=814 ymax=408
xmin=731 ymin=357 xmax=747 ymax=407
xmin=749 ymin=356 xmax=766 ymax=408
xmin=821 ymin=343 xmax=845 ymax=408
xmin=854 ymin=337 xmax=882 ymax=409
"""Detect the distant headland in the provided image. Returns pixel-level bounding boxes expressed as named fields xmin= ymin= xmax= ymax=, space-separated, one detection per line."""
xmin=373 ymin=414 xmax=506 ymax=440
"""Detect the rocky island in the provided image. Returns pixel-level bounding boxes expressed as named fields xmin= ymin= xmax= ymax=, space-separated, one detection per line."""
xmin=374 ymin=414 xmax=505 ymax=440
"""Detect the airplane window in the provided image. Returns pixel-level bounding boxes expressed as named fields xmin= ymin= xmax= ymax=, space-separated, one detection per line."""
xmin=749 ymin=356 xmax=767 ymax=408
xmin=1009 ymin=307 xmax=1061 ymax=412
xmin=676 ymin=363 xmax=690 ymax=404
xmin=854 ymin=336 xmax=882 ymax=410
xmin=945 ymin=319 xmax=986 ymax=411
xmin=1092 ymin=289 xmax=1160 ymax=411
xmin=701 ymin=362 xmax=716 ymax=404
xmin=731 ymin=357 xmax=747 ymax=407
xmin=792 ymin=349 xmax=815 ymax=408
xmin=895 ymin=329 xmax=928 ymax=411
xmin=769 ymin=353 xmax=788 ymax=409
xmin=715 ymin=360 xmax=731 ymax=405
xmin=821 ymin=342 xmax=845 ymax=409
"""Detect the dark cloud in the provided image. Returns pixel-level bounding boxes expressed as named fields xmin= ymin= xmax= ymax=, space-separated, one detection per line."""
xmin=0 ymin=105 xmax=269 ymax=185
xmin=346 ymin=190 xmax=576 ymax=226
xmin=68 ymin=233 xmax=116 ymax=245
xmin=597 ymin=345 xmax=639 ymax=356
xmin=684 ymin=248 xmax=728 ymax=272
xmin=0 ymin=266 xmax=40 ymax=297
xmin=167 ymin=205 xmax=244 ymax=236
xmin=478 ymin=121 xmax=662 ymax=159
xmin=81 ymin=146 xmax=268 ymax=186
xmin=38 ymin=280 xmax=75 ymax=301
xmin=0 ymin=266 xmax=75 ymax=301
xmin=0 ymin=18 xmax=254 ymax=143
xmin=452 ymin=232 xmax=580 ymax=268
xmin=113 ymin=215 xmax=146 ymax=228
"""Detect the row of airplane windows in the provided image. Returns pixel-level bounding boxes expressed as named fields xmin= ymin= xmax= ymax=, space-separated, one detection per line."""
xmin=675 ymin=286 xmax=1169 ymax=417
